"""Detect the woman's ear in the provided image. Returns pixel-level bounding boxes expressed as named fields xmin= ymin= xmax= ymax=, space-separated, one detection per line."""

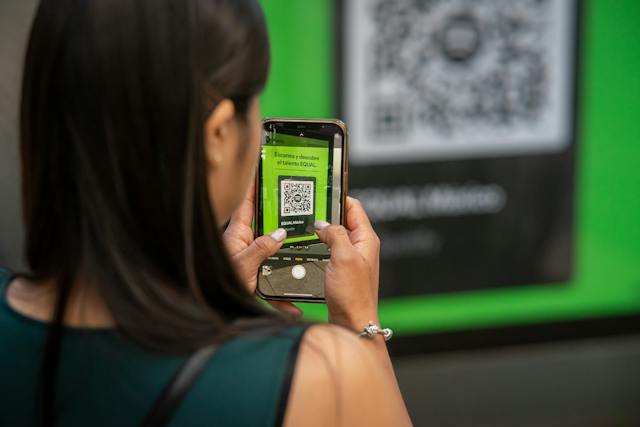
xmin=204 ymin=99 xmax=236 ymax=169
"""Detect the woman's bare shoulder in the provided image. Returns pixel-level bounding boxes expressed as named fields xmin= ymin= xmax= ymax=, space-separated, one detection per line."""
xmin=284 ymin=324 xmax=408 ymax=426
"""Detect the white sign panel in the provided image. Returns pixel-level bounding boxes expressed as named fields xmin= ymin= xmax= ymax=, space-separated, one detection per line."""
xmin=344 ymin=0 xmax=577 ymax=163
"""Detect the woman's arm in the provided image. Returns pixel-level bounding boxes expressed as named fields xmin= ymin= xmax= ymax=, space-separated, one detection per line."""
xmin=285 ymin=198 xmax=412 ymax=426
xmin=285 ymin=325 xmax=412 ymax=426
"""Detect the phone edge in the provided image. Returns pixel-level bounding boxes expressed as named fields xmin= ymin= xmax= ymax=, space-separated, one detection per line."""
xmin=254 ymin=118 xmax=349 ymax=304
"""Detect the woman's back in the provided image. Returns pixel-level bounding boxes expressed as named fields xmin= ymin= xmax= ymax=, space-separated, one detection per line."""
xmin=0 ymin=270 xmax=306 ymax=427
xmin=10 ymin=0 xmax=412 ymax=424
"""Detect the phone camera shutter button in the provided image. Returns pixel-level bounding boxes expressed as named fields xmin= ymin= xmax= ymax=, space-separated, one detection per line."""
xmin=291 ymin=265 xmax=306 ymax=280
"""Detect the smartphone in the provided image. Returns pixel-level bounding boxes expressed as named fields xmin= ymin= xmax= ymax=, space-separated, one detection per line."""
xmin=255 ymin=118 xmax=348 ymax=303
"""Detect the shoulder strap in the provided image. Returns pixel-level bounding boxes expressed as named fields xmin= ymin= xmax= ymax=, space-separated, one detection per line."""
xmin=0 ymin=268 xmax=12 ymax=288
xmin=273 ymin=325 xmax=309 ymax=426
xmin=140 ymin=344 xmax=218 ymax=427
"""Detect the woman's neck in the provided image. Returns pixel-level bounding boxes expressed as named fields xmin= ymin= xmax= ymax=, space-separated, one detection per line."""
xmin=7 ymin=276 xmax=115 ymax=328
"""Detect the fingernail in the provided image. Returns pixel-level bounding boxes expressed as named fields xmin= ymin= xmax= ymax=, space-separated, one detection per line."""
xmin=314 ymin=220 xmax=330 ymax=230
xmin=270 ymin=228 xmax=287 ymax=242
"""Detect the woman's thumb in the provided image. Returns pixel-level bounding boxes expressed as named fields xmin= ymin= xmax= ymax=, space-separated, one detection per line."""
xmin=243 ymin=228 xmax=287 ymax=267
xmin=314 ymin=221 xmax=351 ymax=252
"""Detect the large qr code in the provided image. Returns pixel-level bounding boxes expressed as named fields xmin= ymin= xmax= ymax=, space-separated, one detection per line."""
xmin=281 ymin=179 xmax=314 ymax=217
xmin=344 ymin=0 xmax=577 ymax=163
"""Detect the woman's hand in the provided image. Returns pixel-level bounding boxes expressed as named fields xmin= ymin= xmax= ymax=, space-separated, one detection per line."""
xmin=288 ymin=200 xmax=412 ymax=426
xmin=314 ymin=197 xmax=380 ymax=331
xmin=223 ymin=182 xmax=303 ymax=317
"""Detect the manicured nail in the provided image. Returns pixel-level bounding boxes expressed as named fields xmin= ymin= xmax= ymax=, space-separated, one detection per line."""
xmin=314 ymin=220 xmax=330 ymax=230
xmin=270 ymin=228 xmax=287 ymax=242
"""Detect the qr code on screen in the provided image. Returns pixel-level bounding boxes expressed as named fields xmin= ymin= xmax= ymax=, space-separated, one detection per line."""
xmin=281 ymin=179 xmax=314 ymax=217
xmin=344 ymin=0 xmax=576 ymax=163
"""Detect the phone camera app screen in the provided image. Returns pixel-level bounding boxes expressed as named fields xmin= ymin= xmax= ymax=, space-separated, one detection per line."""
xmin=257 ymin=124 xmax=344 ymax=300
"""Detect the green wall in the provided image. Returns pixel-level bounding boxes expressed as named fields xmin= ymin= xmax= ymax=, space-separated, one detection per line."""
xmin=260 ymin=0 xmax=640 ymax=335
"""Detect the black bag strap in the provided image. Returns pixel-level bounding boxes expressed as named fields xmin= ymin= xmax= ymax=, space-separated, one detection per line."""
xmin=139 ymin=344 xmax=218 ymax=427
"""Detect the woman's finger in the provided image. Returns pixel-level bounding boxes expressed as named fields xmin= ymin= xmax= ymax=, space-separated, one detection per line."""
xmin=313 ymin=222 xmax=353 ymax=253
xmin=345 ymin=197 xmax=376 ymax=241
xmin=343 ymin=197 xmax=379 ymax=262
xmin=267 ymin=300 xmax=303 ymax=318
xmin=240 ymin=229 xmax=287 ymax=270
xmin=228 ymin=179 xmax=256 ymax=229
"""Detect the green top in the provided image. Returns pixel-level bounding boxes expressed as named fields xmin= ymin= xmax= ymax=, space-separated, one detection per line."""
xmin=0 ymin=269 xmax=307 ymax=426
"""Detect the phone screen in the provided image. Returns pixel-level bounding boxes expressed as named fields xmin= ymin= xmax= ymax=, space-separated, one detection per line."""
xmin=256 ymin=120 xmax=346 ymax=301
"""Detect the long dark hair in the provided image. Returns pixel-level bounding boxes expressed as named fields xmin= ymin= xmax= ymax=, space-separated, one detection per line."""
xmin=20 ymin=0 xmax=282 ymax=422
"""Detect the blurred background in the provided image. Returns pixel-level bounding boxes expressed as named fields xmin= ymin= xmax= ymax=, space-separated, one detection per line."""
xmin=1 ymin=0 xmax=639 ymax=425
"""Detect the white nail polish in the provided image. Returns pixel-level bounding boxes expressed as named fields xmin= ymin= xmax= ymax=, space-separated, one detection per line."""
xmin=314 ymin=220 xmax=330 ymax=230
xmin=270 ymin=228 xmax=287 ymax=242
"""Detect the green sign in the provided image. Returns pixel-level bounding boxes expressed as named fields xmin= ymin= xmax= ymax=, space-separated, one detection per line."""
xmin=261 ymin=133 xmax=330 ymax=245
xmin=260 ymin=0 xmax=640 ymax=336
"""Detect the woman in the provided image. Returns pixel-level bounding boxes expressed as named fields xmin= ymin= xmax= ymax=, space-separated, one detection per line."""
xmin=0 ymin=0 xmax=412 ymax=425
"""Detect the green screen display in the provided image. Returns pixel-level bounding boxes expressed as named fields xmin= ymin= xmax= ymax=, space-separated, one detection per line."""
xmin=257 ymin=129 xmax=338 ymax=300
xmin=261 ymin=133 xmax=331 ymax=245
xmin=259 ymin=0 xmax=640 ymax=336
